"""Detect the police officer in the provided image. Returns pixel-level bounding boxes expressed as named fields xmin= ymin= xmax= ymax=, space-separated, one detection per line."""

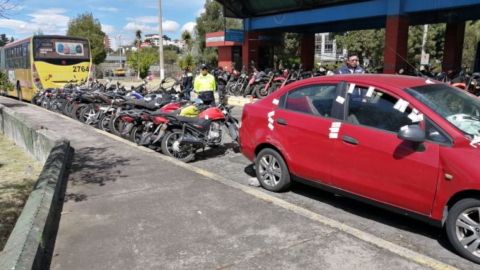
xmin=194 ymin=64 xmax=216 ymax=107
xmin=181 ymin=68 xmax=193 ymax=101
xmin=216 ymin=66 xmax=228 ymax=105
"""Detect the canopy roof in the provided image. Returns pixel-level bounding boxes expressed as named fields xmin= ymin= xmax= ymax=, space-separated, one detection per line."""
xmin=216 ymin=0 xmax=369 ymax=18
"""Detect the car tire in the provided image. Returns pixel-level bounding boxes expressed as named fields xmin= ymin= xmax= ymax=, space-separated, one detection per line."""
xmin=255 ymin=148 xmax=291 ymax=192
xmin=446 ymin=198 xmax=480 ymax=264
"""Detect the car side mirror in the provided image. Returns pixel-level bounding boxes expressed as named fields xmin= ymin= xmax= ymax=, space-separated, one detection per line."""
xmin=398 ymin=125 xmax=425 ymax=143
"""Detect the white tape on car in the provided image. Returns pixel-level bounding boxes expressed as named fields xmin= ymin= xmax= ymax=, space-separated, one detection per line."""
xmin=336 ymin=96 xmax=345 ymax=104
xmin=268 ymin=123 xmax=274 ymax=130
xmin=329 ymin=133 xmax=339 ymax=139
xmin=268 ymin=118 xmax=274 ymax=124
xmin=470 ymin=135 xmax=480 ymax=148
xmin=272 ymin=99 xmax=279 ymax=105
xmin=366 ymin=86 xmax=375 ymax=97
xmin=394 ymin=99 xmax=410 ymax=113
xmin=330 ymin=127 xmax=340 ymax=133
xmin=348 ymin=84 xmax=356 ymax=94
xmin=332 ymin=122 xmax=342 ymax=128
xmin=401 ymin=125 xmax=409 ymax=131
xmin=268 ymin=111 xmax=275 ymax=118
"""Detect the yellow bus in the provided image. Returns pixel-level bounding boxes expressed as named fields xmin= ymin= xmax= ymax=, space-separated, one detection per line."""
xmin=0 ymin=35 xmax=92 ymax=101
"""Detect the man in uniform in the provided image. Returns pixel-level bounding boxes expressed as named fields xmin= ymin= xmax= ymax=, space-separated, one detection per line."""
xmin=194 ymin=64 xmax=216 ymax=107
xmin=181 ymin=68 xmax=193 ymax=101
xmin=216 ymin=66 xmax=228 ymax=105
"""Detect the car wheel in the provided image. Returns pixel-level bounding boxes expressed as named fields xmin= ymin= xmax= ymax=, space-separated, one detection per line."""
xmin=446 ymin=198 xmax=480 ymax=264
xmin=255 ymin=148 xmax=291 ymax=192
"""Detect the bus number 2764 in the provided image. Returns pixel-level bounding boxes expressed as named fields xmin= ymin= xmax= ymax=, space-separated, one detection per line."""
xmin=73 ymin=66 xmax=88 ymax=72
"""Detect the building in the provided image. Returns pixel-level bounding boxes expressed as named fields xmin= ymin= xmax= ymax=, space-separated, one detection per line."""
xmin=104 ymin=35 xmax=111 ymax=49
xmin=144 ymin=34 xmax=184 ymax=48
xmin=314 ymin=33 xmax=339 ymax=64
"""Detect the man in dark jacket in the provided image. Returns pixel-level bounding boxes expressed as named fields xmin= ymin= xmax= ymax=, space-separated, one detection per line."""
xmin=335 ymin=52 xmax=365 ymax=75
xmin=181 ymin=68 xmax=194 ymax=101
xmin=216 ymin=66 xmax=228 ymax=105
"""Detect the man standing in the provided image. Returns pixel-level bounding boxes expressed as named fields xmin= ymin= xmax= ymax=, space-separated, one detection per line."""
xmin=335 ymin=52 xmax=365 ymax=74
xmin=216 ymin=66 xmax=228 ymax=105
xmin=194 ymin=64 xmax=216 ymax=107
xmin=335 ymin=52 xmax=366 ymax=102
xmin=181 ymin=68 xmax=193 ymax=101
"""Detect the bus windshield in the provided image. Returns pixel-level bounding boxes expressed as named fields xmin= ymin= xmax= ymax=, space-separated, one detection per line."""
xmin=33 ymin=37 xmax=90 ymax=60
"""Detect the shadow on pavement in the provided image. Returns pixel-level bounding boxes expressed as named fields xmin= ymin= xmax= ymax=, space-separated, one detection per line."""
xmin=64 ymin=147 xmax=133 ymax=202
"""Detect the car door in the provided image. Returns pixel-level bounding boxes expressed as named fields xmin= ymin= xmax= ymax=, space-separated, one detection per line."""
xmin=332 ymin=84 xmax=440 ymax=215
xmin=272 ymin=82 xmax=342 ymax=185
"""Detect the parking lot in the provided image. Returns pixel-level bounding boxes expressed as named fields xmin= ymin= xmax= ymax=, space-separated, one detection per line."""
xmin=188 ymin=106 xmax=477 ymax=270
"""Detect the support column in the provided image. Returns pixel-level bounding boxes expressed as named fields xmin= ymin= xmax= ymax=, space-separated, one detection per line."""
xmin=218 ymin=47 xmax=232 ymax=71
xmin=383 ymin=15 xmax=409 ymax=74
xmin=442 ymin=22 xmax=465 ymax=71
xmin=242 ymin=31 xmax=259 ymax=71
xmin=300 ymin=34 xmax=315 ymax=71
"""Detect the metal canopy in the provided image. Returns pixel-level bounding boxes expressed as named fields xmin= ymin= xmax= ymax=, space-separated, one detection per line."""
xmin=216 ymin=0 xmax=371 ymax=18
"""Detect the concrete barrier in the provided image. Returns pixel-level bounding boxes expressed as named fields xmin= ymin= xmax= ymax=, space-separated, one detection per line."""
xmin=0 ymin=103 xmax=71 ymax=270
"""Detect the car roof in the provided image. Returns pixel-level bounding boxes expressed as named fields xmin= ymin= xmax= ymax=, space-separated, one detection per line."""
xmin=310 ymin=74 xmax=434 ymax=89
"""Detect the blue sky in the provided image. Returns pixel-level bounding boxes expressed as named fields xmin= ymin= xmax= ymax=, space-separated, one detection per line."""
xmin=0 ymin=0 xmax=206 ymax=48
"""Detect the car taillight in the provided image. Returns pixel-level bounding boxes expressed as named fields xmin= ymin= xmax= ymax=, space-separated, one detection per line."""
xmin=32 ymin=64 xmax=43 ymax=90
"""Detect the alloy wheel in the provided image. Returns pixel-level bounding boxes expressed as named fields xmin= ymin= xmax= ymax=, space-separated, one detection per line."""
xmin=455 ymin=207 xmax=480 ymax=258
xmin=258 ymin=154 xmax=282 ymax=187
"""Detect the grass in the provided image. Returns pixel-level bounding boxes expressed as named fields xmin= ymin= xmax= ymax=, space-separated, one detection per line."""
xmin=0 ymin=135 xmax=43 ymax=251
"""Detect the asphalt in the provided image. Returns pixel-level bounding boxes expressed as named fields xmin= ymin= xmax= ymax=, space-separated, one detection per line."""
xmin=0 ymin=96 xmax=449 ymax=270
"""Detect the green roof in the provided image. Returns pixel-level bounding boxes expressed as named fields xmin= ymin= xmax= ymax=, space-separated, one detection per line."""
xmin=216 ymin=0 xmax=370 ymax=18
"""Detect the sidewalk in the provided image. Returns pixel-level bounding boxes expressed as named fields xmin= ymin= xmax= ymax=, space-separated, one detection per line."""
xmin=0 ymin=97 xmax=436 ymax=270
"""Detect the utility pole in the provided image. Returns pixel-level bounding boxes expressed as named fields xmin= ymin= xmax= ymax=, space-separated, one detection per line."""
xmin=158 ymin=0 xmax=165 ymax=79
xmin=421 ymin=24 xmax=429 ymax=66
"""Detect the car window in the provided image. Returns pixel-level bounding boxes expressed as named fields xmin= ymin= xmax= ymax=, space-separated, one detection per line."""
xmin=425 ymin=119 xmax=451 ymax=145
xmin=282 ymin=84 xmax=336 ymax=117
xmin=346 ymin=87 xmax=419 ymax=133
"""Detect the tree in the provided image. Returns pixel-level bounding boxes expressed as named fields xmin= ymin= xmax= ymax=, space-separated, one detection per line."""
xmin=181 ymin=30 xmax=193 ymax=54
xmin=67 ymin=13 xmax=107 ymax=65
xmin=407 ymin=24 xmax=445 ymax=70
xmin=0 ymin=0 xmax=19 ymax=19
xmin=33 ymin=28 xmax=44 ymax=35
xmin=463 ymin=20 xmax=480 ymax=70
xmin=135 ymin=29 xmax=142 ymax=78
xmin=163 ymin=50 xmax=178 ymax=65
xmin=0 ymin=34 xmax=9 ymax=47
xmin=164 ymin=44 xmax=181 ymax=54
xmin=334 ymin=29 xmax=386 ymax=67
xmin=178 ymin=54 xmax=195 ymax=71
xmin=162 ymin=35 xmax=171 ymax=41
xmin=127 ymin=47 xmax=159 ymax=79
xmin=9 ymin=36 xmax=13 ymax=43
xmin=274 ymin=33 xmax=301 ymax=69
xmin=194 ymin=0 xmax=243 ymax=67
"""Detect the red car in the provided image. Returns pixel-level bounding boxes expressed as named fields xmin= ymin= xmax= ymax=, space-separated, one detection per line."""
xmin=239 ymin=74 xmax=480 ymax=264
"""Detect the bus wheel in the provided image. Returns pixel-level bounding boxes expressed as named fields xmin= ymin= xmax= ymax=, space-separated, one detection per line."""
xmin=17 ymin=84 xmax=22 ymax=101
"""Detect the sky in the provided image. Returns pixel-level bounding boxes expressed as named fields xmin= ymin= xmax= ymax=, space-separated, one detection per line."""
xmin=0 ymin=0 xmax=207 ymax=49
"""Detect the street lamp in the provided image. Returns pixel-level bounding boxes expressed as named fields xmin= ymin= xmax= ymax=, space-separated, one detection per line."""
xmin=158 ymin=0 xmax=165 ymax=79
xmin=118 ymin=34 xmax=123 ymax=67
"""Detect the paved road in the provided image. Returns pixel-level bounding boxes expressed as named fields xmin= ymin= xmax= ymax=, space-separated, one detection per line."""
xmin=0 ymin=97 xmax=473 ymax=270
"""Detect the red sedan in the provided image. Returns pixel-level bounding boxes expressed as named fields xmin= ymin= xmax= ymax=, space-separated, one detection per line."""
xmin=239 ymin=74 xmax=480 ymax=264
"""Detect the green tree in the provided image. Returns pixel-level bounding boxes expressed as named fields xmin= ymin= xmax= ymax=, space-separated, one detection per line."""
xmin=164 ymin=44 xmax=181 ymax=54
xmin=463 ymin=20 xmax=480 ymax=70
xmin=194 ymin=0 xmax=243 ymax=67
xmin=178 ymin=54 xmax=195 ymax=70
xmin=274 ymin=33 xmax=301 ymax=69
xmin=334 ymin=29 xmax=386 ymax=67
xmin=0 ymin=34 xmax=9 ymax=47
xmin=127 ymin=47 xmax=159 ymax=79
xmin=66 ymin=12 xmax=107 ymax=65
xmin=163 ymin=50 xmax=178 ymax=65
xmin=9 ymin=36 xmax=13 ymax=43
xmin=407 ymin=24 xmax=445 ymax=69
xmin=181 ymin=30 xmax=193 ymax=54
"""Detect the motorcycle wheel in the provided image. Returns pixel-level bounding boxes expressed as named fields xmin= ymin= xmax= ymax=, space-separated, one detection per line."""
xmin=79 ymin=106 xmax=96 ymax=124
xmin=31 ymin=94 xmax=41 ymax=106
xmin=97 ymin=114 xmax=111 ymax=132
xmin=108 ymin=114 xmax=124 ymax=136
xmin=161 ymin=129 xmax=195 ymax=163
xmin=129 ymin=126 xmax=143 ymax=144
xmin=255 ymin=83 xmax=268 ymax=99
xmin=269 ymin=82 xmax=282 ymax=94
xmin=72 ymin=104 xmax=89 ymax=121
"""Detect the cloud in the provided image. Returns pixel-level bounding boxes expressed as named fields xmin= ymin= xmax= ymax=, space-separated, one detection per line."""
xmin=181 ymin=22 xmax=196 ymax=34
xmin=196 ymin=8 xmax=206 ymax=17
xmin=126 ymin=16 xmax=159 ymax=24
xmin=97 ymin=7 xmax=120 ymax=12
xmin=101 ymin=24 xmax=116 ymax=35
xmin=123 ymin=20 xmax=179 ymax=34
xmin=0 ymin=8 xmax=69 ymax=35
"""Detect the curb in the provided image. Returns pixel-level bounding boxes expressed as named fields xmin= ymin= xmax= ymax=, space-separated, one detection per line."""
xmin=0 ymin=141 xmax=71 ymax=270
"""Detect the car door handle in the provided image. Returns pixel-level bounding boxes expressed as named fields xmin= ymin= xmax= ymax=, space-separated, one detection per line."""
xmin=342 ymin=135 xmax=358 ymax=145
xmin=276 ymin=118 xmax=287 ymax=125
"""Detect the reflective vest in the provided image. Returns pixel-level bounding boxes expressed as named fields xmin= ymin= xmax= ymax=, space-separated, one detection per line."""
xmin=194 ymin=74 xmax=216 ymax=94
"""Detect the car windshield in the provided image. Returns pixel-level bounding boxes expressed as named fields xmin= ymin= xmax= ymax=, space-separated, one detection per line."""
xmin=405 ymin=84 xmax=480 ymax=137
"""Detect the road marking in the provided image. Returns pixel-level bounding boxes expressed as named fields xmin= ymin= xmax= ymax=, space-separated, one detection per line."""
xmin=15 ymin=98 xmax=460 ymax=270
